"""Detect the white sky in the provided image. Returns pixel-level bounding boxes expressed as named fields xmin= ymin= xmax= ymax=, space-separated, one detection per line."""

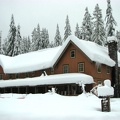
xmin=0 ymin=0 xmax=120 ymax=41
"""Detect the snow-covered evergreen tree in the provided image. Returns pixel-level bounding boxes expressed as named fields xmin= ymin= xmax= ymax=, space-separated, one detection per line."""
xmin=105 ymin=0 xmax=117 ymax=36
xmin=81 ymin=7 xmax=92 ymax=41
xmin=20 ymin=36 xmax=31 ymax=54
xmin=36 ymin=24 xmax=42 ymax=50
xmin=48 ymin=41 xmax=54 ymax=48
xmin=54 ymin=24 xmax=62 ymax=46
xmin=63 ymin=15 xmax=71 ymax=41
xmin=92 ymin=4 xmax=106 ymax=46
xmin=2 ymin=38 xmax=8 ymax=55
xmin=0 ymin=31 xmax=2 ymax=54
xmin=41 ymin=28 xmax=49 ymax=49
xmin=116 ymin=31 xmax=120 ymax=52
xmin=27 ymin=36 xmax=31 ymax=52
xmin=13 ymin=25 xmax=22 ymax=56
xmin=6 ymin=14 xmax=16 ymax=56
xmin=31 ymin=28 xmax=38 ymax=51
xmin=75 ymin=23 xmax=81 ymax=39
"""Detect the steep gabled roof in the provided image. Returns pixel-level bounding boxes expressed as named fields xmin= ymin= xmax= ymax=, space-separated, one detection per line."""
xmin=51 ymin=35 xmax=115 ymax=67
xmin=0 ymin=35 xmax=117 ymax=74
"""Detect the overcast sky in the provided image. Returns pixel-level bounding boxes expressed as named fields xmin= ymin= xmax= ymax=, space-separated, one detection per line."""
xmin=0 ymin=0 xmax=120 ymax=42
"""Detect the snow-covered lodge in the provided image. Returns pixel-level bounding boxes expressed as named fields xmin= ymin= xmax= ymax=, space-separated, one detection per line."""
xmin=0 ymin=35 xmax=119 ymax=95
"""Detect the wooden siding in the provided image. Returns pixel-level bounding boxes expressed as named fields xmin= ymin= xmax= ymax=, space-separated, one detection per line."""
xmin=0 ymin=41 xmax=112 ymax=87
xmin=53 ymin=42 xmax=111 ymax=85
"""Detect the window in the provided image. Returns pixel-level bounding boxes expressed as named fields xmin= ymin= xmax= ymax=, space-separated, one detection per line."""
xmin=16 ymin=74 xmax=19 ymax=79
xmin=106 ymin=66 xmax=110 ymax=74
xmin=31 ymin=71 xmax=35 ymax=77
xmin=70 ymin=50 xmax=75 ymax=58
xmin=9 ymin=74 xmax=13 ymax=79
xmin=51 ymin=68 xmax=54 ymax=74
xmin=97 ymin=65 xmax=101 ymax=73
xmin=78 ymin=62 xmax=84 ymax=72
xmin=0 ymin=74 xmax=3 ymax=80
xmin=63 ymin=65 xmax=69 ymax=73
xmin=26 ymin=73 xmax=29 ymax=78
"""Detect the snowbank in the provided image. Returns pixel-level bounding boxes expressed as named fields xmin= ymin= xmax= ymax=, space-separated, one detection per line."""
xmin=0 ymin=73 xmax=94 ymax=88
xmin=0 ymin=93 xmax=120 ymax=120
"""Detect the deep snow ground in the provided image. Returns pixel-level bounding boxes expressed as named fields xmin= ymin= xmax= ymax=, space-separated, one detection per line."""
xmin=0 ymin=93 xmax=120 ymax=120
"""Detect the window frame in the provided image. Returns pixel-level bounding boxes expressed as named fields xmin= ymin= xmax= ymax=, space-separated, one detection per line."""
xmin=97 ymin=64 xmax=102 ymax=73
xmin=0 ymin=74 xmax=3 ymax=80
xmin=9 ymin=74 xmax=13 ymax=79
xmin=106 ymin=66 xmax=110 ymax=74
xmin=63 ymin=64 xmax=69 ymax=73
xmin=70 ymin=50 xmax=75 ymax=58
xmin=51 ymin=67 xmax=54 ymax=74
xmin=16 ymin=73 xmax=19 ymax=79
xmin=78 ymin=62 xmax=85 ymax=72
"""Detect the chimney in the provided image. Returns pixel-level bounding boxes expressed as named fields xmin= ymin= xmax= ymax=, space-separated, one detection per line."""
xmin=107 ymin=36 xmax=119 ymax=97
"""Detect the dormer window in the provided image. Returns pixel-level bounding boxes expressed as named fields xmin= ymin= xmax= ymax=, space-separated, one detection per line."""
xmin=70 ymin=50 xmax=75 ymax=58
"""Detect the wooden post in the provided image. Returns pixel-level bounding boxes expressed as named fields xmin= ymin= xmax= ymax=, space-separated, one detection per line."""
xmin=101 ymin=97 xmax=111 ymax=112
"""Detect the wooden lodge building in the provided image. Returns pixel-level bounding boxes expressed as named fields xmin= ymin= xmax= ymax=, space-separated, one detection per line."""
xmin=0 ymin=35 xmax=119 ymax=96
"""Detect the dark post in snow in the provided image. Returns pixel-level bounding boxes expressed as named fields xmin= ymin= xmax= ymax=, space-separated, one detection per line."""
xmin=101 ymin=97 xmax=110 ymax=112
xmin=107 ymin=37 xmax=120 ymax=97
xmin=105 ymin=0 xmax=119 ymax=97
xmin=97 ymin=80 xmax=114 ymax=112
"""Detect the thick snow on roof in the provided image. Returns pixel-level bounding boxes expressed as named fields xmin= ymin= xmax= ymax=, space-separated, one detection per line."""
xmin=0 ymin=73 xmax=94 ymax=88
xmin=0 ymin=47 xmax=61 ymax=73
xmin=0 ymin=35 xmax=117 ymax=74
xmin=52 ymin=35 xmax=115 ymax=67
xmin=107 ymin=36 xmax=118 ymax=43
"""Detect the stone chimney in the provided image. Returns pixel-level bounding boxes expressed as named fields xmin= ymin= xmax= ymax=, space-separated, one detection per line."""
xmin=107 ymin=36 xmax=119 ymax=97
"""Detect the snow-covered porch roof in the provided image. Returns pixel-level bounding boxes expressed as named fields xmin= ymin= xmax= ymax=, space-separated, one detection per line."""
xmin=0 ymin=73 xmax=94 ymax=88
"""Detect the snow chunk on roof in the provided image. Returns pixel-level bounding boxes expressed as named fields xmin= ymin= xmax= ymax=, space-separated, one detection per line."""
xmin=52 ymin=35 xmax=115 ymax=67
xmin=0 ymin=73 xmax=94 ymax=88
xmin=0 ymin=47 xmax=61 ymax=73
xmin=107 ymin=36 xmax=118 ymax=43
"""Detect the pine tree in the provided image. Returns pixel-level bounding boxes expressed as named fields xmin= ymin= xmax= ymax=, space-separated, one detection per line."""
xmin=2 ymin=38 xmax=8 ymax=55
xmin=81 ymin=7 xmax=92 ymax=41
xmin=92 ymin=4 xmax=106 ymax=46
xmin=6 ymin=14 xmax=16 ymax=56
xmin=41 ymin=28 xmax=49 ymax=49
xmin=75 ymin=23 xmax=81 ymax=39
xmin=105 ymin=0 xmax=117 ymax=36
xmin=48 ymin=41 xmax=54 ymax=48
xmin=0 ymin=31 xmax=2 ymax=54
xmin=36 ymin=24 xmax=42 ymax=50
xmin=27 ymin=36 xmax=31 ymax=52
xmin=116 ymin=31 xmax=120 ymax=52
xmin=63 ymin=15 xmax=71 ymax=41
xmin=13 ymin=25 xmax=22 ymax=56
xmin=31 ymin=28 xmax=38 ymax=51
xmin=54 ymin=24 xmax=62 ymax=46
